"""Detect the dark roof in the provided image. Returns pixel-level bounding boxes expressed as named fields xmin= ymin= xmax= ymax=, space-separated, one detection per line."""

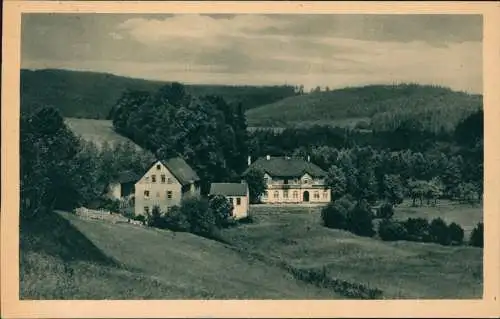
xmin=160 ymin=157 xmax=200 ymax=186
xmin=245 ymin=156 xmax=327 ymax=178
xmin=210 ymin=183 xmax=248 ymax=197
xmin=115 ymin=170 xmax=142 ymax=184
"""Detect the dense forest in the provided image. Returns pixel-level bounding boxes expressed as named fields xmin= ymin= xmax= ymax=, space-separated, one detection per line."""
xmin=21 ymin=69 xmax=297 ymax=119
xmin=246 ymin=83 xmax=482 ymax=133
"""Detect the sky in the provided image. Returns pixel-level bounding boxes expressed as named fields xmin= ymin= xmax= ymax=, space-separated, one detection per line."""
xmin=21 ymin=13 xmax=483 ymax=93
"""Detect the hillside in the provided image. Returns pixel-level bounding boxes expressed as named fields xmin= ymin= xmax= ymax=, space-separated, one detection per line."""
xmin=20 ymin=211 xmax=340 ymax=299
xmin=64 ymin=117 xmax=141 ymax=149
xmin=245 ymin=84 xmax=483 ymax=132
xmin=220 ymin=205 xmax=483 ymax=299
xmin=20 ymin=69 xmax=296 ymax=119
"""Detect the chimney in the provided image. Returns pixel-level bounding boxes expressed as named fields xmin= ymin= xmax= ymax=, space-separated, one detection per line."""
xmin=307 ymin=155 xmax=310 ymax=162
xmin=266 ymin=155 xmax=271 ymax=160
xmin=247 ymin=156 xmax=252 ymax=166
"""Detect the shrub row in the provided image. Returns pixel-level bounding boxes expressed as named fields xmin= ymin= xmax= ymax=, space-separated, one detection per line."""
xmin=144 ymin=195 xmax=237 ymax=238
xmin=321 ymin=196 xmax=375 ymax=237
xmin=287 ymin=266 xmax=383 ymax=299
xmin=378 ymin=218 xmax=483 ymax=247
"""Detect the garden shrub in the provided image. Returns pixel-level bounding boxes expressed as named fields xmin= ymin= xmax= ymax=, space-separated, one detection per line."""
xmin=347 ymin=200 xmax=375 ymax=237
xmin=163 ymin=205 xmax=189 ymax=232
xmin=321 ymin=196 xmax=353 ymax=230
xmin=378 ymin=219 xmax=407 ymax=241
xmin=208 ymin=195 xmax=234 ymax=228
xmin=469 ymin=222 xmax=483 ymax=248
xmin=448 ymin=222 xmax=465 ymax=245
xmin=429 ymin=217 xmax=451 ymax=245
xmin=377 ymin=202 xmax=394 ymax=219
xmin=403 ymin=217 xmax=431 ymax=242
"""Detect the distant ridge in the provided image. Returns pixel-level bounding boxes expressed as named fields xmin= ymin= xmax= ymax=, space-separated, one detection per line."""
xmin=21 ymin=68 xmax=297 ymax=119
xmin=245 ymin=83 xmax=482 ymax=132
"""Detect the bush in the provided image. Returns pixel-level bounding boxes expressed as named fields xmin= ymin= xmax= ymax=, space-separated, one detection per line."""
xmin=448 ymin=222 xmax=464 ymax=245
xmin=429 ymin=217 xmax=451 ymax=245
xmin=347 ymin=200 xmax=375 ymax=237
xmin=181 ymin=197 xmax=216 ymax=236
xmin=403 ymin=217 xmax=431 ymax=242
xmin=208 ymin=195 xmax=234 ymax=228
xmin=377 ymin=202 xmax=394 ymax=219
xmin=163 ymin=206 xmax=189 ymax=232
xmin=321 ymin=196 xmax=354 ymax=230
xmin=146 ymin=205 xmax=166 ymax=228
xmin=378 ymin=219 xmax=407 ymax=241
xmin=469 ymin=222 xmax=483 ymax=248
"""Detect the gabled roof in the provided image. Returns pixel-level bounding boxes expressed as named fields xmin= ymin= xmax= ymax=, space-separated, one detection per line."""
xmin=210 ymin=182 xmax=248 ymax=197
xmin=245 ymin=156 xmax=327 ymax=178
xmin=149 ymin=157 xmax=200 ymax=186
xmin=115 ymin=170 xmax=142 ymax=184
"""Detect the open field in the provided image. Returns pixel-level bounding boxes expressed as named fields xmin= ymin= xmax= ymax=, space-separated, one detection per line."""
xmin=220 ymin=204 xmax=483 ymax=299
xmin=64 ymin=118 xmax=142 ymax=150
xmin=20 ymin=211 xmax=340 ymax=299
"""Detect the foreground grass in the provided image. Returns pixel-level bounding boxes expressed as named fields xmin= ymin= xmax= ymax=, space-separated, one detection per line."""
xmin=20 ymin=211 xmax=340 ymax=299
xmin=220 ymin=205 xmax=483 ymax=299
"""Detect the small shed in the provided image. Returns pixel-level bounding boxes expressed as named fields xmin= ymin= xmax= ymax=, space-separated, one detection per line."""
xmin=209 ymin=182 xmax=249 ymax=219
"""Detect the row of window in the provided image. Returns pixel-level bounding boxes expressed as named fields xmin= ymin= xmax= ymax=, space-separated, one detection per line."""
xmin=145 ymin=174 xmax=173 ymax=184
xmin=144 ymin=190 xmax=173 ymax=200
xmin=229 ymin=197 xmax=242 ymax=206
xmin=263 ymin=190 xmax=328 ymax=199
xmin=264 ymin=178 xmax=315 ymax=184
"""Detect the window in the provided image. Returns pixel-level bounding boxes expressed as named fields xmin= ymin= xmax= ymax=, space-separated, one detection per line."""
xmin=264 ymin=177 xmax=270 ymax=184
xmin=144 ymin=190 xmax=150 ymax=199
xmin=314 ymin=191 xmax=320 ymax=199
xmin=284 ymin=179 xmax=289 ymax=185
xmin=156 ymin=191 xmax=160 ymax=198
xmin=167 ymin=177 xmax=173 ymax=184
xmin=303 ymin=178 xmax=310 ymax=184
xmin=156 ymin=164 xmax=161 ymax=170
xmin=167 ymin=191 xmax=173 ymax=199
xmin=274 ymin=191 xmax=279 ymax=199
xmin=283 ymin=190 xmax=289 ymax=199
xmin=263 ymin=191 xmax=268 ymax=198
xmin=323 ymin=191 xmax=328 ymax=199
xmin=236 ymin=198 xmax=241 ymax=205
xmin=144 ymin=206 xmax=150 ymax=214
xmin=161 ymin=175 xmax=166 ymax=183
xmin=293 ymin=191 xmax=298 ymax=199
xmin=151 ymin=175 xmax=157 ymax=183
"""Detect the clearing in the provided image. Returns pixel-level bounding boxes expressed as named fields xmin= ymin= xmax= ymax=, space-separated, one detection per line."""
xmin=220 ymin=204 xmax=483 ymax=299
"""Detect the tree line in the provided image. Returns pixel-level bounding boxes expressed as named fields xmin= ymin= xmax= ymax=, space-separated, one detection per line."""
xmin=20 ymin=106 xmax=155 ymax=220
xmin=109 ymin=83 xmax=250 ymax=194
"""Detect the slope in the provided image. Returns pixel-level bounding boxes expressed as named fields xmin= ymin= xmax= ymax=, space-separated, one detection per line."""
xmin=245 ymin=83 xmax=482 ymax=132
xmin=21 ymin=69 xmax=296 ymax=119
xmin=20 ymin=211 xmax=341 ymax=299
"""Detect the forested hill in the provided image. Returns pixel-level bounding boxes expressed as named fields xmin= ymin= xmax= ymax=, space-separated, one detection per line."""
xmin=245 ymin=84 xmax=483 ymax=133
xmin=20 ymin=69 xmax=296 ymax=119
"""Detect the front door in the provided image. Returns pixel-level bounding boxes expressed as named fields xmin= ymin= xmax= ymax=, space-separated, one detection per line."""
xmin=303 ymin=191 xmax=310 ymax=202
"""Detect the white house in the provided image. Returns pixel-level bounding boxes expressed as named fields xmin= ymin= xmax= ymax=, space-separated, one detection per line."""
xmin=134 ymin=158 xmax=201 ymax=216
xmin=209 ymin=182 xmax=249 ymax=219
xmin=245 ymin=155 xmax=331 ymax=204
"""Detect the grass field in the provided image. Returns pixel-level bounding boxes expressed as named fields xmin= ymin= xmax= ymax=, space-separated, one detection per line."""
xmin=20 ymin=211 xmax=340 ymax=299
xmin=64 ymin=118 xmax=142 ymax=150
xmin=220 ymin=204 xmax=483 ymax=299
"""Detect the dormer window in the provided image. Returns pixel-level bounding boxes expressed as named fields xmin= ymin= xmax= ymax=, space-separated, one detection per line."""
xmin=156 ymin=164 xmax=161 ymax=170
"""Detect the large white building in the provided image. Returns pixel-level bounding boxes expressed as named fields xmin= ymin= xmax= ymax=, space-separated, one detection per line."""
xmin=246 ymin=155 xmax=331 ymax=204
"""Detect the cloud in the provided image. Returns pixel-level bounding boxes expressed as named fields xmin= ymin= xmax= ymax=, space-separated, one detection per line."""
xmin=21 ymin=13 xmax=483 ymax=93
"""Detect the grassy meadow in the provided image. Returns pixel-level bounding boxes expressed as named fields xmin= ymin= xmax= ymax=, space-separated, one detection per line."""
xmin=20 ymin=211 xmax=340 ymax=299
xmin=220 ymin=204 xmax=483 ymax=299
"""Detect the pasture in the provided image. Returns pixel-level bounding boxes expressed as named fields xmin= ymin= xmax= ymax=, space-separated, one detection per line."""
xmin=64 ymin=118 xmax=142 ymax=150
xmin=20 ymin=210 xmax=339 ymax=299
xmin=220 ymin=204 xmax=483 ymax=299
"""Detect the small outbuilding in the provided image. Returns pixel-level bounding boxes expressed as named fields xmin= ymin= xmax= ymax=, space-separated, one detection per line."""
xmin=209 ymin=182 xmax=249 ymax=219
